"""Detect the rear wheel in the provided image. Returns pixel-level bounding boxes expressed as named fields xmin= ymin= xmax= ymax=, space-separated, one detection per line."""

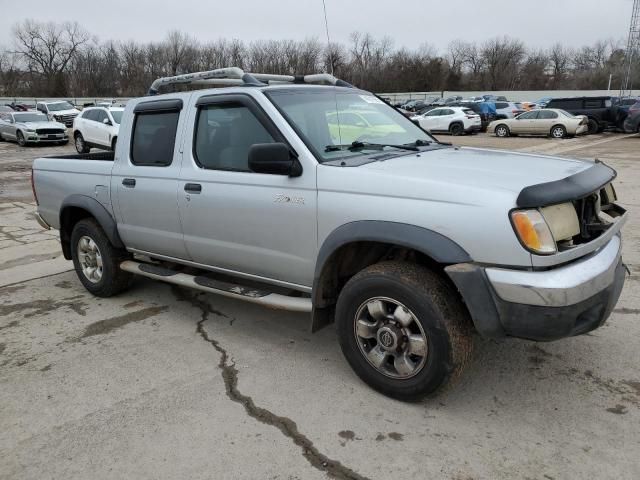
xmin=449 ymin=123 xmax=464 ymax=136
xmin=75 ymin=132 xmax=90 ymax=153
xmin=550 ymin=125 xmax=566 ymax=139
xmin=495 ymin=124 xmax=510 ymax=137
xmin=70 ymin=218 xmax=132 ymax=297
xmin=336 ymin=261 xmax=473 ymax=400
xmin=587 ymin=119 xmax=599 ymax=135
xmin=17 ymin=131 xmax=27 ymax=146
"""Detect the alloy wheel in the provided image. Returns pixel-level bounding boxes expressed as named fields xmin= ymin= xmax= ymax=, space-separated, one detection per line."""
xmin=354 ymin=297 xmax=428 ymax=379
xmin=77 ymin=236 xmax=103 ymax=283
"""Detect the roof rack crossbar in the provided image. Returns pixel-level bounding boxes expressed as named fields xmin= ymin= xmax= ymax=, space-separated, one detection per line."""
xmin=147 ymin=67 xmax=353 ymax=95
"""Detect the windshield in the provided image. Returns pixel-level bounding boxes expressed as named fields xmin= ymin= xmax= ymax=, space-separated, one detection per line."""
xmin=110 ymin=110 xmax=123 ymax=124
xmin=267 ymin=89 xmax=434 ymax=162
xmin=47 ymin=101 xmax=75 ymax=112
xmin=14 ymin=113 xmax=48 ymax=122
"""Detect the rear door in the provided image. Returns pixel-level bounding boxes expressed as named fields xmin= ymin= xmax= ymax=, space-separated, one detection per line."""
xmin=111 ymin=97 xmax=189 ymax=259
xmin=177 ymin=92 xmax=317 ymax=287
xmin=92 ymin=109 xmax=111 ymax=147
xmin=437 ymin=108 xmax=455 ymax=130
xmin=536 ymin=110 xmax=558 ymax=134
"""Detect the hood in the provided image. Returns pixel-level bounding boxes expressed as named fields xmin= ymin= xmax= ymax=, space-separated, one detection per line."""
xmin=19 ymin=121 xmax=67 ymax=130
xmin=319 ymin=146 xmax=592 ymax=207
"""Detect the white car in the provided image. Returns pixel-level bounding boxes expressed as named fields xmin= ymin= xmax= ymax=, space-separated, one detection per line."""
xmin=73 ymin=107 xmax=124 ymax=153
xmin=36 ymin=101 xmax=81 ymax=127
xmin=411 ymin=107 xmax=481 ymax=135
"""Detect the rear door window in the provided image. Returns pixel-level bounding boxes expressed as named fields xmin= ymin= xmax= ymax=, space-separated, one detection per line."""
xmin=538 ymin=110 xmax=558 ymax=119
xmin=131 ymin=111 xmax=180 ymax=166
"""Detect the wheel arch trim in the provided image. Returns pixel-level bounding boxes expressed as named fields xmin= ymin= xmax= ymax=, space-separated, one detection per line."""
xmin=310 ymin=221 xmax=471 ymax=331
xmin=59 ymin=194 xmax=124 ymax=259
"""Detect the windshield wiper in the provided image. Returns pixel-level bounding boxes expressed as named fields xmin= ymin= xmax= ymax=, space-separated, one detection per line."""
xmin=325 ymin=141 xmax=419 ymax=153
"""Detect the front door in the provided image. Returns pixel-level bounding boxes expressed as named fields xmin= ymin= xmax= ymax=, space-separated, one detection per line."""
xmin=111 ymin=97 xmax=189 ymax=260
xmin=178 ymin=93 xmax=317 ymax=288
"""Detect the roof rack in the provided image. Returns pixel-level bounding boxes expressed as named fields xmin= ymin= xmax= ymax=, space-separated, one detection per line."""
xmin=148 ymin=67 xmax=354 ymax=95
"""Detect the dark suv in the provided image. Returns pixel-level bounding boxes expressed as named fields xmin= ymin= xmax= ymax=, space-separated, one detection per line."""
xmin=544 ymin=97 xmax=614 ymax=134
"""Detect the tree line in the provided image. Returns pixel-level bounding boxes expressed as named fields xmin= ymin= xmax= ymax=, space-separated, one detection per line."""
xmin=1 ymin=19 xmax=638 ymax=98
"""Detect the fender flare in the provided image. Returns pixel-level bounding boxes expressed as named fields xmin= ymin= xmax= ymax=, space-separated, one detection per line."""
xmin=59 ymin=194 xmax=124 ymax=259
xmin=310 ymin=221 xmax=471 ymax=331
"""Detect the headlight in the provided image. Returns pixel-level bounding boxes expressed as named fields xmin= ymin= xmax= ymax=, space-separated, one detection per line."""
xmin=25 ymin=129 xmax=36 ymax=133
xmin=511 ymin=209 xmax=557 ymax=255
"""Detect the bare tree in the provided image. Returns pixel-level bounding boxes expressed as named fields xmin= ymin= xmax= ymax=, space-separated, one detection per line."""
xmin=12 ymin=19 xmax=91 ymax=95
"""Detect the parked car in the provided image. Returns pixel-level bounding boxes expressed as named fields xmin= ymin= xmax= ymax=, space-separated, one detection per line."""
xmin=36 ymin=100 xmax=81 ymax=127
xmin=73 ymin=107 xmax=124 ymax=153
xmin=482 ymin=95 xmax=508 ymax=102
xmin=0 ymin=106 xmax=14 ymax=113
xmin=31 ymin=67 xmax=627 ymax=400
xmin=449 ymin=101 xmax=496 ymax=132
xmin=488 ymin=109 xmax=588 ymax=138
xmin=494 ymin=101 xmax=522 ymax=119
xmin=628 ymin=101 xmax=640 ymax=116
xmin=623 ymin=110 xmax=640 ymax=133
xmin=412 ymin=106 xmax=482 ymax=135
xmin=544 ymin=97 xmax=614 ymax=134
xmin=0 ymin=111 xmax=68 ymax=146
xmin=535 ymin=97 xmax=553 ymax=108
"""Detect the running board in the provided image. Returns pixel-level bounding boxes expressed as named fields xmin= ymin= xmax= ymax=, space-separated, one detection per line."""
xmin=120 ymin=260 xmax=312 ymax=313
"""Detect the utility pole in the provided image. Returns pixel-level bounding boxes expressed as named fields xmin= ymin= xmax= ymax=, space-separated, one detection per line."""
xmin=620 ymin=0 xmax=640 ymax=98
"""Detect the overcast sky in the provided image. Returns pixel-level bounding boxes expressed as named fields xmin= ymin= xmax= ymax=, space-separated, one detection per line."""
xmin=0 ymin=0 xmax=634 ymax=52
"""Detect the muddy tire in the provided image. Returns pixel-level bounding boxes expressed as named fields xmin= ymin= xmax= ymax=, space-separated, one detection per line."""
xmin=335 ymin=261 xmax=473 ymax=401
xmin=70 ymin=218 xmax=132 ymax=297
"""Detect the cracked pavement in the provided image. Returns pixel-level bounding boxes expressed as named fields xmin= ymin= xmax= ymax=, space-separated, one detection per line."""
xmin=1 ymin=134 xmax=639 ymax=479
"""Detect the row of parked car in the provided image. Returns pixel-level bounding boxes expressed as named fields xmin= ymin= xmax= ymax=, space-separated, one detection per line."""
xmin=0 ymin=100 xmax=124 ymax=151
xmin=391 ymin=94 xmax=640 ymax=138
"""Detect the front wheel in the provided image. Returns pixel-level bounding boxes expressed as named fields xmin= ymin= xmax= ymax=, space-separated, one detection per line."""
xmin=336 ymin=261 xmax=473 ymax=401
xmin=495 ymin=124 xmax=510 ymax=137
xmin=587 ymin=119 xmax=599 ymax=135
xmin=70 ymin=218 xmax=132 ymax=297
xmin=17 ymin=131 xmax=27 ymax=146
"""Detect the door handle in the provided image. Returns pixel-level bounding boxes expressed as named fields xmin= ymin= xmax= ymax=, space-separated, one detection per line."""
xmin=122 ymin=178 xmax=136 ymax=187
xmin=184 ymin=183 xmax=202 ymax=193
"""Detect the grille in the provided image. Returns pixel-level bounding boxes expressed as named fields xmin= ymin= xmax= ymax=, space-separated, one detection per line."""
xmin=36 ymin=129 xmax=65 ymax=135
xmin=53 ymin=113 xmax=77 ymax=125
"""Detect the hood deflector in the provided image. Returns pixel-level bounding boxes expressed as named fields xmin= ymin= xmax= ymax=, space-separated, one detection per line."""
xmin=516 ymin=162 xmax=616 ymax=208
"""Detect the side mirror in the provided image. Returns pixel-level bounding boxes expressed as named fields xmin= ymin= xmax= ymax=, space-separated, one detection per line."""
xmin=248 ymin=143 xmax=301 ymax=177
xmin=103 ymin=118 xmax=112 ymax=125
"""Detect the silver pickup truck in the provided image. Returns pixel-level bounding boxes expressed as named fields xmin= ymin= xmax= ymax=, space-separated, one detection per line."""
xmin=32 ymin=68 xmax=628 ymax=400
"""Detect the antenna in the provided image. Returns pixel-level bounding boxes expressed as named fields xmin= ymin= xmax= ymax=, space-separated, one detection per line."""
xmin=620 ymin=0 xmax=640 ymax=98
xmin=321 ymin=0 xmax=334 ymax=75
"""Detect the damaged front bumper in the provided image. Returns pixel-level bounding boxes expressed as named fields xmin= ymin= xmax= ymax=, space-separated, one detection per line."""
xmin=446 ymin=234 xmax=626 ymax=341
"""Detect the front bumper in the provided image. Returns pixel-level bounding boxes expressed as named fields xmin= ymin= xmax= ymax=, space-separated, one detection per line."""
xmin=446 ymin=235 xmax=626 ymax=341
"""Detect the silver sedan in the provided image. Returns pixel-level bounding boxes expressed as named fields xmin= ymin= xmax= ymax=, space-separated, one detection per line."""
xmin=0 ymin=111 xmax=69 ymax=147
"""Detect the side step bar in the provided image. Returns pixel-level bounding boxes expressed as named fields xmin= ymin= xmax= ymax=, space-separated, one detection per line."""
xmin=120 ymin=260 xmax=312 ymax=313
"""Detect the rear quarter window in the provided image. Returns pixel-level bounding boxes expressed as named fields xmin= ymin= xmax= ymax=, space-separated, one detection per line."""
xmin=130 ymin=111 xmax=180 ymax=166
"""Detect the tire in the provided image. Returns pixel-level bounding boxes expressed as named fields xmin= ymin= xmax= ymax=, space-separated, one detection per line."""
xmin=111 ymin=137 xmax=117 ymax=151
xmin=17 ymin=131 xmax=27 ymax=147
xmin=495 ymin=124 xmax=510 ymax=137
xmin=74 ymin=132 xmax=90 ymax=154
xmin=449 ymin=123 xmax=464 ymax=136
xmin=335 ymin=261 xmax=473 ymax=401
xmin=550 ymin=125 xmax=566 ymax=139
xmin=587 ymin=119 xmax=599 ymax=135
xmin=70 ymin=218 xmax=132 ymax=297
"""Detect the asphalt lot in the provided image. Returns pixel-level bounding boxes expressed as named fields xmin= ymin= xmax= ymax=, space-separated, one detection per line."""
xmin=1 ymin=132 xmax=639 ymax=480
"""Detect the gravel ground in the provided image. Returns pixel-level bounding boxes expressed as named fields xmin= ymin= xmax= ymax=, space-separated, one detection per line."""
xmin=1 ymin=131 xmax=639 ymax=480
